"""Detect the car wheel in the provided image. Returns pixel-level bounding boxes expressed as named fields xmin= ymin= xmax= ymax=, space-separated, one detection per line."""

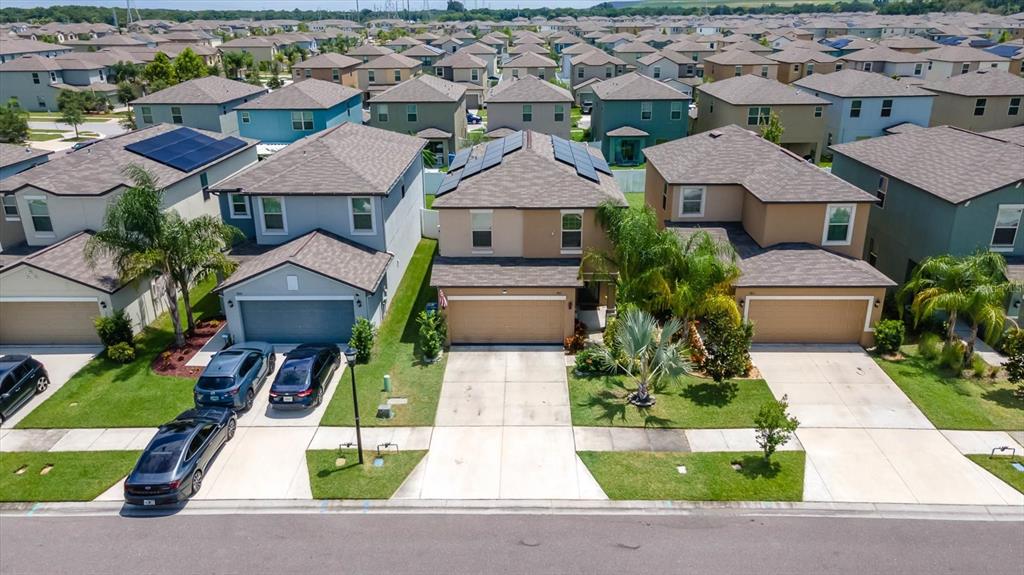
xmin=315 ymin=390 xmax=323 ymax=407
xmin=35 ymin=376 xmax=49 ymax=394
xmin=190 ymin=469 xmax=203 ymax=497
xmin=226 ymin=417 xmax=237 ymax=440
xmin=244 ymin=389 xmax=255 ymax=411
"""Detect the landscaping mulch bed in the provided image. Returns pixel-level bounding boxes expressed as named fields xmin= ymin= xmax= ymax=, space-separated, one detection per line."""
xmin=150 ymin=318 xmax=225 ymax=378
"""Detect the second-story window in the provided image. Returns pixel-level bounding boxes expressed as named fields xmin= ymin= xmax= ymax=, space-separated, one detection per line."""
xmin=640 ymin=101 xmax=652 ymax=121
xmin=171 ymin=106 xmax=183 ymax=124
xmin=849 ymin=100 xmax=862 ymax=118
xmin=814 ymin=105 xmax=823 ymax=118
xmin=350 ymin=197 xmax=375 ymax=234
xmin=747 ymin=106 xmax=770 ymax=125
xmin=760 ymin=65 xmax=769 ymax=78
xmin=914 ymin=63 xmax=923 ymax=75
xmin=471 ymin=68 xmax=479 ymax=82
xmin=368 ymin=70 xmax=376 ymax=83
xmin=554 ymin=104 xmax=565 ymax=122
xmin=141 ymin=106 xmax=153 ymax=124
xmin=471 ymin=210 xmax=492 ymax=251
xmin=393 ymin=69 xmax=402 ymax=82
xmin=880 ymin=99 xmax=893 ymax=118
xmin=2 ymin=195 xmax=19 ymax=220
xmin=304 ymin=68 xmax=311 ymax=78
xmin=31 ymin=72 xmax=40 ymax=84
xmin=435 ymin=66 xmax=443 ymax=76
xmin=512 ymin=68 xmax=519 ymax=79
xmin=240 ymin=111 xmax=251 ymax=124
xmin=876 ymin=175 xmax=888 ymax=208
xmin=577 ymin=66 xmax=584 ymax=79
xmin=407 ymin=104 xmax=417 ymax=122
xmin=734 ymin=65 xmax=742 ymax=77
xmin=49 ymin=71 xmax=57 ymax=82
xmin=806 ymin=63 xmax=815 ymax=75
xmin=561 ymin=211 xmax=583 ymax=253
xmin=376 ymin=104 xmax=389 ymax=122
xmin=291 ymin=111 xmax=313 ymax=131
xmin=26 ymin=197 xmax=53 ymax=235
xmin=670 ymin=101 xmax=683 ymax=120
xmin=1010 ymin=97 xmax=1021 ymax=116
xmin=522 ymin=104 xmax=533 ymax=122
xmin=823 ymin=204 xmax=855 ymax=245
xmin=332 ymin=68 xmax=340 ymax=81
xmin=974 ymin=98 xmax=987 ymax=116
xmin=652 ymin=65 xmax=661 ymax=79
xmin=960 ymin=62 xmax=970 ymax=74
xmin=605 ymin=66 xmax=613 ymax=78
xmin=991 ymin=205 xmax=1023 ymax=249
xmin=260 ymin=197 xmax=286 ymax=234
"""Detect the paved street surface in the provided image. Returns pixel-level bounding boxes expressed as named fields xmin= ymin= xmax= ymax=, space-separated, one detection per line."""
xmin=1 ymin=513 xmax=1022 ymax=575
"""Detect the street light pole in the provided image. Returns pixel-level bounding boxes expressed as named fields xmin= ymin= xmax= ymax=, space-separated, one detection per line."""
xmin=344 ymin=346 xmax=364 ymax=465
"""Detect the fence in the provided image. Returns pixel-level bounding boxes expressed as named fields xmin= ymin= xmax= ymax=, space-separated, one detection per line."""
xmin=421 ymin=208 xmax=440 ymax=239
xmin=612 ymin=168 xmax=646 ymax=194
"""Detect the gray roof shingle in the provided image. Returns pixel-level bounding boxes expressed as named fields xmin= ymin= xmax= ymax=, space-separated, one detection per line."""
xmin=235 ymin=78 xmax=361 ymax=110
xmin=435 ymin=51 xmax=486 ymax=69
xmin=368 ymin=74 xmax=466 ymax=103
xmin=357 ymin=52 xmax=421 ymax=69
xmin=131 ymin=76 xmax=267 ymax=105
xmin=697 ymin=74 xmax=830 ymax=106
xmin=985 ymin=125 xmax=1024 ymax=146
xmin=591 ymin=71 xmax=689 ymax=101
xmin=502 ymin=51 xmax=557 ymax=68
xmin=922 ymin=69 xmax=1024 ymax=97
xmin=486 ymin=76 xmax=572 ymax=103
xmin=0 ymin=143 xmax=51 ymax=170
xmin=0 ymin=231 xmax=125 ymax=293
xmin=704 ymin=50 xmax=775 ymax=66
xmin=794 ymin=69 xmax=935 ymax=98
xmin=430 ymin=257 xmax=583 ymax=288
xmin=292 ymin=52 xmax=361 ymax=70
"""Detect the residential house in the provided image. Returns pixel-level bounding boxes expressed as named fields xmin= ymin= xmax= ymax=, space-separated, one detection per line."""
xmin=485 ymin=76 xmax=574 ymax=139
xmin=0 ymin=124 xmax=258 ymax=344
xmin=767 ymin=48 xmax=844 ymax=83
xmin=612 ymin=40 xmax=658 ymax=66
xmin=662 ymin=77 xmax=703 ymax=98
xmin=819 ymin=36 xmax=877 ymax=57
xmin=0 ymin=54 xmax=116 ymax=111
xmin=879 ymin=36 xmax=941 ymax=54
xmin=433 ymin=51 xmax=487 ymax=109
xmin=356 ymin=53 xmax=421 ymax=100
xmin=923 ymin=70 xmax=1024 ymax=131
xmin=636 ymin=50 xmax=701 ymax=80
xmin=430 ymin=130 xmax=627 ymax=344
xmin=0 ymin=144 xmax=51 ymax=250
xmin=218 ymin=36 xmax=280 ymax=66
xmin=457 ymin=42 xmax=499 ymax=78
xmin=830 ymin=125 xmax=1024 ymax=322
xmin=477 ymin=33 xmax=507 ymax=58
xmin=501 ymin=52 xmax=559 ymax=81
xmin=402 ymin=43 xmax=446 ymax=69
xmin=431 ymin=35 xmax=465 ymax=55
xmin=703 ymin=50 xmax=779 ymax=81
xmin=385 ymin=36 xmax=423 ymax=53
xmin=558 ymin=42 xmax=600 ymax=79
xmin=572 ymin=77 xmax=602 ymax=108
xmin=922 ymin=45 xmax=1010 ymax=80
xmin=235 ymin=79 xmax=363 ymax=145
xmin=132 ymin=76 xmax=268 ymax=135
xmin=290 ymin=52 xmax=361 ymax=87
xmin=210 ymin=123 xmax=425 ymax=343
xmin=842 ymin=46 xmax=928 ymax=78
xmin=0 ymin=38 xmax=72 ymax=63
xmin=569 ymin=50 xmax=626 ymax=88
xmin=794 ymin=69 xmax=935 ymax=145
xmin=508 ymin=43 xmax=549 ymax=60
xmin=346 ymin=43 xmax=394 ymax=64
xmin=694 ymin=75 xmax=831 ymax=161
xmin=643 ymin=125 xmax=893 ymax=345
xmin=368 ymin=74 xmax=467 ymax=167
xmin=662 ymin=39 xmax=717 ymax=66
xmin=590 ymin=72 xmax=690 ymax=165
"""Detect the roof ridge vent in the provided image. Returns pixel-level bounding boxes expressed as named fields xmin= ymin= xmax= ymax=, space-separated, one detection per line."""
xmin=709 ymin=130 xmax=723 ymax=138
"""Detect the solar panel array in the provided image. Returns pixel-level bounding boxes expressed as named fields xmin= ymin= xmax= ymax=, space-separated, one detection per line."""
xmin=125 ymin=127 xmax=246 ymax=173
xmin=550 ymin=135 xmax=612 ymax=183
xmin=434 ymin=130 xmax=525 ymax=197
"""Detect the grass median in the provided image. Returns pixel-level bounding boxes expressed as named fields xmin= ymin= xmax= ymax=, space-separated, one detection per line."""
xmin=306 ymin=449 xmax=426 ymax=499
xmin=966 ymin=455 xmax=1024 ymax=494
xmin=0 ymin=451 xmax=140 ymax=502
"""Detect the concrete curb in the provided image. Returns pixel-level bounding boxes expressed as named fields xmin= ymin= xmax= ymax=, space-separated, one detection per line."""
xmin=2 ymin=498 xmax=1021 ymax=522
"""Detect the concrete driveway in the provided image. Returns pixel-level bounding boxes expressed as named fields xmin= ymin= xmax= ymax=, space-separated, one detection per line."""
xmin=0 ymin=345 xmax=101 ymax=429
xmin=408 ymin=348 xmax=605 ymax=500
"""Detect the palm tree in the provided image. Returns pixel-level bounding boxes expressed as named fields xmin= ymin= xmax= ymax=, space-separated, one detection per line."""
xmin=667 ymin=231 xmax=742 ymax=327
xmin=166 ymin=214 xmax=240 ymax=332
xmin=593 ymin=308 xmax=691 ymax=407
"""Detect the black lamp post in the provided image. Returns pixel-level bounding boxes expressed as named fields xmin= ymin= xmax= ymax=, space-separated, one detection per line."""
xmin=343 ymin=345 xmax=364 ymax=465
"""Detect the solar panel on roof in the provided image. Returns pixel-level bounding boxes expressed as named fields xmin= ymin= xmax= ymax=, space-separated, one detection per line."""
xmin=435 ymin=173 xmax=461 ymax=196
xmin=125 ymin=127 xmax=245 ymax=173
xmin=461 ymin=155 xmax=484 ymax=178
xmin=449 ymin=149 xmax=471 ymax=171
xmin=591 ymin=154 xmax=611 ymax=175
xmin=503 ymin=131 xmax=523 ymax=154
xmin=571 ymin=144 xmax=599 ymax=182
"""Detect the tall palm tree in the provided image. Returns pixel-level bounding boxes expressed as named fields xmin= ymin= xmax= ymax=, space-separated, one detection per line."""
xmin=667 ymin=231 xmax=742 ymax=327
xmin=593 ymin=308 xmax=691 ymax=407
xmin=165 ymin=214 xmax=240 ymax=332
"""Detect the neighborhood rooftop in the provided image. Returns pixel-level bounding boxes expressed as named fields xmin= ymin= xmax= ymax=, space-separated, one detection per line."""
xmin=922 ymin=69 xmax=1024 ymax=97
xmin=697 ymin=74 xmax=830 ymax=106
xmin=486 ymin=75 xmax=572 ymax=103
xmin=368 ymin=73 xmax=466 ymax=103
xmin=235 ymin=79 xmax=361 ymax=110
xmin=794 ymin=69 xmax=936 ymax=98
xmin=591 ymin=71 xmax=690 ymax=101
xmin=131 ymin=76 xmax=267 ymax=105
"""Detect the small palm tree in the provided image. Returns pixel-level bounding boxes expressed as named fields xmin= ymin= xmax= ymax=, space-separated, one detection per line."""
xmin=667 ymin=231 xmax=742 ymax=327
xmin=594 ymin=308 xmax=691 ymax=407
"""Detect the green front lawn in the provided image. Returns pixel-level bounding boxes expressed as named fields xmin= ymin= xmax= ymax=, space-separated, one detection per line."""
xmin=27 ymin=132 xmax=62 ymax=141
xmin=0 ymin=451 xmax=140 ymax=502
xmin=580 ymin=451 xmax=805 ymax=501
xmin=17 ymin=277 xmax=221 ymax=429
xmin=321 ymin=239 xmax=445 ymax=427
xmin=569 ymin=370 xmax=776 ymax=428
xmin=966 ymin=455 xmax=1024 ymax=494
xmin=624 ymin=192 xmax=645 ymax=209
xmin=876 ymin=348 xmax=1024 ymax=431
xmin=306 ymin=449 xmax=426 ymax=499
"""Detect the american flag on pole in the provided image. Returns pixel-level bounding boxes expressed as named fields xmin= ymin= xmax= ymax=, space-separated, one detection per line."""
xmin=438 ymin=289 xmax=448 ymax=309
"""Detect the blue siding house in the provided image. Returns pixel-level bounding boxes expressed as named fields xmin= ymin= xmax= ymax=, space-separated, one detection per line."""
xmin=132 ymin=76 xmax=268 ymax=134
xmin=235 ymin=78 xmax=363 ymax=145
xmin=794 ymin=69 xmax=935 ymax=145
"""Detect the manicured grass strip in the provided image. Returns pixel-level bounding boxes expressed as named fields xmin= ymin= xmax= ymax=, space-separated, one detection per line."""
xmin=424 ymin=194 xmax=435 ymax=209
xmin=27 ymin=132 xmax=62 ymax=141
xmin=579 ymin=450 xmax=805 ymax=501
xmin=876 ymin=350 xmax=1023 ymax=431
xmin=966 ymin=455 xmax=1024 ymax=494
xmin=17 ymin=276 xmax=220 ymax=429
xmin=321 ymin=239 xmax=445 ymax=427
xmin=0 ymin=451 xmax=140 ymax=502
xmin=569 ymin=369 xmax=776 ymax=428
xmin=624 ymin=192 xmax=645 ymax=209
xmin=306 ymin=449 xmax=426 ymax=499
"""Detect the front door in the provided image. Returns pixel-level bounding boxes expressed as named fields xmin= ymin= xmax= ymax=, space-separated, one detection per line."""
xmin=578 ymin=282 xmax=601 ymax=311
xmin=619 ymin=139 xmax=637 ymax=164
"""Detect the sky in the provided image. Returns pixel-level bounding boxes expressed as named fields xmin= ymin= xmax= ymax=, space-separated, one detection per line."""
xmin=3 ymin=0 xmax=606 ymax=11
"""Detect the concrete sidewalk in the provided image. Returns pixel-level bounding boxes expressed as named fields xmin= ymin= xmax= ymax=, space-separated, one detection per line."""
xmin=573 ymin=427 xmax=802 ymax=452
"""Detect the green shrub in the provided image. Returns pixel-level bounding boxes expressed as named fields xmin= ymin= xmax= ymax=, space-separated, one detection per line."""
xmin=940 ymin=340 xmax=966 ymax=372
xmin=574 ymin=345 xmax=615 ymax=375
xmin=1002 ymin=328 xmax=1024 ymax=386
xmin=416 ymin=310 xmax=446 ymax=361
xmin=873 ymin=319 xmax=905 ymax=355
xmin=348 ymin=318 xmax=375 ymax=364
xmin=698 ymin=309 xmax=754 ymax=383
xmin=918 ymin=332 xmax=941 ymax=360
xmin=106 ymin=342 xmax=136 ymax=363
xmin=970 ymin=354 xmax=987 ymax=378
xmin=94 ymin=310 xmax=133 ymax=349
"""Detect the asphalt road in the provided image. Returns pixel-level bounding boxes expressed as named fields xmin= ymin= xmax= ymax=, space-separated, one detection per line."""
xmin=1 ymin=513 xmax=1022 ymax=574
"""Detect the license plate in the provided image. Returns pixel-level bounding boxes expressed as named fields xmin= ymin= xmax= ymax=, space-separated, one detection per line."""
xmin=283 ymin=396 xmax=293 ymax=403
xmin=143 ymin=499 xmax=155 ymax=506
xmin=209 ymin=396 xmax=218 ymax=401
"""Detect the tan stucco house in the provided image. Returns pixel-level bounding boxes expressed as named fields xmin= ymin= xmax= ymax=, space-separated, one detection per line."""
xmin=704 ymin=49 xmax=779 ymax=81
xmin=291 ymin=52 xmax=362 ymax=88
xmin=485 ymin=76 xmax=574 ymax=139
xmin=923 ymin=70 xmax=1024 ymax=131
xmin=356 ymin=52 xmax=421 ymax=100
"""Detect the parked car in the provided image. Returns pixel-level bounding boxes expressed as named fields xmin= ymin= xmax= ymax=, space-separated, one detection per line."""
xmin=268 ymin=344 xmax=340 ymax=410
xmin=0 ymin=355 xmax=49 ymax=424
xmin=194 ymin=342 xmax=276 ymax=411
xmin=71 ymin=139 xmax=100 ymax=151
xmin=466 ymin=111 xmax=482 ymax=124
xmin=123 ymin=407 xmax=236 ymax=506
xmin=581 ymin=102 xmax=593 ymax=115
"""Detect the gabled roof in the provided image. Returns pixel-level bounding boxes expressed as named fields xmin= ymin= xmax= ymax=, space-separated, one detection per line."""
xmin=212 ymin=122 xmax=424 ymax=197
xmin=613 ymin=40 xmax=658 ymax=54
xmin=402 ymin=43 xmax=445 ymax=58
xmin=663 ymin=39 xmax=716 ymax=53
xmin=0 ymin=231 xmax=126 ymax=293
xmin=346 ymin=44 xmax=395 ymax=57
xmin=922 ymin=69 xmax=1024 ymax=97
xmin=292 ymin=52 xmax=361 ymax=70
xmin=435 ymin=50 xmax=486 ymax=69
xmin=766 ymin=47 xmax=840 ymax=64
xmin=458 ymin=42 xmax=497 ymax=55
xmin=591 ymin=72 xmax=688 ymax=101
xmin=131 ymin=76 xmax=267 ymax=105
xmin=922 ymin=45 xmax=1008 ymax=62
xmin=644 ymin=125 xmax=876 ymax=204
xmin=830 ymin=125 xmax=1024 ymax=205
xmin=697 ymin=74 xmax=829 ymax=106
xmin=502 ymin=51 xmax=557 ymax=68
xmin=0 ymin=38 xmax=70 ymax=56
xmin=357 ymin=52 xmax=421 ymax=69
xmin=704 ymin=50 xmax=775 ymax=66
xmin=219 ymin=230 xmax=392 ymax=293
xmin=487 ymin=76 xmax=572 ymax=103
xmin=235 ymin=79 xmax=361 ymax=110
xmin=0 ymin=54 xmax=63 ymax=72
xmin=368 ymin=74 xmax=466 ymax=103
xmin=0 ymin=143 xmax=51 ymax=170
xmin=794 ymin=69 xmax=934 ymax=98
xmin=571 ymin=50 xmax=626 ymax=66
xmin=841 ymin=45 xmax=926 ymax=63
xmin=637 ymin=49 xmax=696 ymax=66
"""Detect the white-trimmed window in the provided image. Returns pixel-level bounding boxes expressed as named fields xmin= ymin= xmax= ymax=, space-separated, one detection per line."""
xmin=2 ymin=195 xmax=19 ymax=220
xmin=522 ymin=104 xmax=532 ymax=122
xmin=350 ymin=197 xmax=375 ymax=234
xmin=974 ymin=98 xmax=987 ymax=116
xmin=240 ymin=111 xmax=251 ymax=124
xmin=991 ymin=205 xmax=1023 ymax=250
xmin=652 ymin=65 xmax=661 ymax=79
xmin=229 ymin=194 xmax=250 ymax=218
xmin=875 ymin=175 xmax=888 ymax=208
xmin=170 ymin=106 xmax=183 ymax=124
xmin=471 ymin=210 xmax=492 ymax=251
xmin=760 ymin=65 xmax=769 ymax=78
xmin=678 ymin=186 xmax=705 ymax=217
xmin=406 ymin=104 xmax=418 ymax=122
xmin=140 ymin=106 xmax=153 ymax=124
xmin=554 ymin=104 xmax=565 ymax=122
xmin=393 ymin=69 xmax=402 ymax=82
xmin=734 ymin=65 xmax=742 ymax=77
xmin=577 ymin=66 xmax=584 ymax=79
xmin=1010 ymin=97 xmax=1021 ymax=116
xmin=747 ymin=106 xmax=770 ymax=125
xmin=332 ymin=68 xmax=340 ymax=81
xmin=880 ymin=99 xmax=893 ymax=118
xmin=259 ymin=196 xmax=286 ymax=235
xmin=560 ymin=210 xmax=583 ymax=253
xmin=471 ymin=68 xmax=479 ymax=82
xmin=850 ymin=100 xmax=862 ymax=118
xmin=291 ymin=111 xmax=313 ymax=131
xmin=863 ymin=62 xmax=873 ymax=72
xmin=835 ymin=62 xmax=844 ymax=71
xmin=26 ymin=196 xmax=53 ymax=235
xmin=435 ymin=66 xmax=444 ymax=76
xmin=376 ymin=104 xmax=389 ymax=122
xmin=368 ymin=70 xmax=376 ymax=83
xmin=822 ymin=204 xmax=855 ymax=245
xmin=670 ymin=100 xmax=683 ymax=120
xmin=640 ymin=101 xmax=652 ymax=121
xmin=605 ymin=66 xmax=613 ymax=78
xmin=960 ymin=62 xmax=970 ymax=74
xmin=914 ymin=63 xmax=923 ymax=75
xmin=806 ymin=63 xmax=815 ymax=75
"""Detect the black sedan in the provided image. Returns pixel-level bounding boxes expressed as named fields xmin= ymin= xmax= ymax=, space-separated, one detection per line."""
xmin=124 ymin=408 xmax=236 ymax=506
xmin=0 ymin=355 xmax=49 ymax=424
xmin=268 ymin=344 xmax=340 ymax=410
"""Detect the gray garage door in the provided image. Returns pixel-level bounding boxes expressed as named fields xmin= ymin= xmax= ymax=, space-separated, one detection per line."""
xmin=240 ymin=300 xmax=355 ymax=344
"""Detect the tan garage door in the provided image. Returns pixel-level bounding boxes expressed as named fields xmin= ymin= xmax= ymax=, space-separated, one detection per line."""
xmin=0 ymin=301 xmax=102 ymax=345
xmin=447 ymin=299 xmax=565 ymax=344
xmin=748 ymin=299 xmax=867 ymax=344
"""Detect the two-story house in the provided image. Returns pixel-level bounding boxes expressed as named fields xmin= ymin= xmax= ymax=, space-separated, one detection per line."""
xmin=433 ymin=50 xmax=488 ymax=109
xmin=368 ymin=74 xmax=467 ymax=167
xmin=0 ymin=54 xmax=118 ymax=111
xmin=290 ymin=52 xmax=361 ymax=88
xmin=211 ymin=123 xmax=426 ymax=344
xmin=430 ymin=130 xmax=628 ymax=344
xmin=485 ymin=76 xmax=574 ymax=139
xmin=457 ymin=42 xmax=499 ymax=78
xmin=0 ymin=38 xmax=72 ymax=63
xmin=218 ymin=36 xmax=281 ymax=66
xmin=0 ymin=144 xmax=51 ymax=251
xmin=830 ymin=125 xmax=1024 ymax=323
xmin=841 ymin=46 xmax=927 ymax=79
xmin=569 ymin=49 xmax=625 ymax=88
xmin=767 ymin=48 xmax=844 ymax=83
xmin=133 ymin=76 xmax=267 ymax=135
xmin=662 ymin=39 xmax=716 ymax=66
xmin=0 ymin=124 xmax=258 ymax=345
xmin=703 ymin=50 xmax=779 ymax=81
xmin=694 ymin=74 xmax=831 ymax=161
xmin=636 ymin=49 xmax=701 ymax=80
xmin=356 ymin=52 xmax=421 ymax=101
xmin=346 ymin=43 xmax=394 ymax=64
xmin=923 ymin=70 xmax=1024 ymax=131
xmin=401 ymin=43 xmax=446 ymax=69
xmin=794 ymin=69 xmax=935 ymax=145
xmin=235 ymin=79 xmax=363 ymax=145
xmin=589 ymin=72 xmax=690 ymax=165
xmin=922 ymin=45 xmax=1011 ymax=81
xmin=643 ymin=125 xmax=893 ymax=346
xmin=878 ymin=36 xmax=941 ymax=54
xmin=612 ymin=40 xmax=658 ymax=66
xmin=501 ymin=52 xmax=559 ymax=81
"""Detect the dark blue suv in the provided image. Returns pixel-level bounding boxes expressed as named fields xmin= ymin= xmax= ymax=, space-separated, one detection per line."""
xmin=194 ymin=342 xmax=275 ymax=411
xmin=268 ymin=344 xmax=340 ymax=410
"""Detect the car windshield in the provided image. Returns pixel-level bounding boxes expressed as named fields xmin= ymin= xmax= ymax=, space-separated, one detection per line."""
xmin=274 ymin=358 xmax=312 ymax=390
xmin=135 ymin=435 xmax=186 ymax=474
xmin=197 ymin=376 xmax=236 ymax=391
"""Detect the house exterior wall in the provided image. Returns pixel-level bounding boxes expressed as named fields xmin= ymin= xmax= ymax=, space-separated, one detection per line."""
xmin=236 ymin=96 xmax=363 ymax=143
xmin=694 ymin=97 xmax=827 ymax=160
xmin=924 ymin=59 xmax=1010 ymax=81
xmin=706 ymin=62 xmax=778 ymax=81
xmin=663 ymin=183 xmax=748 ymax=223
xmin=592 ymin=98 xmax=689 ymax=162
xmin=485 ymin=101 xmax=572 ymax=138
xmin=368 ymin=98 xmax=465 ymax=154
xmin=501 ymin=65 xmax=557 ymax=80
xmin=437 ymin=207 xmax=609 ymax=258
xmin=291 ymin=65 xmax=359 ymax=87
xmin=570 ymin=63 xmax=621 ymax=87
xmin=926 ymin=92 xmax=1024 ymax=131
xmin=357 ymin=66 xmax=418 ymax=91
xmin=775 ymin=61 xmax=842 ymax=83
xmin=741 ymin=198 xmax=869 ymax=258
xmin=136 ymin=95 xmax=265 ymax=132
xmin=380 ymin=157 xmax=425 ymax=299
xmin=809 ymin=93 xmax=934 ymax=145
xmin=0 ymin=71 xmax=62 ymax=111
